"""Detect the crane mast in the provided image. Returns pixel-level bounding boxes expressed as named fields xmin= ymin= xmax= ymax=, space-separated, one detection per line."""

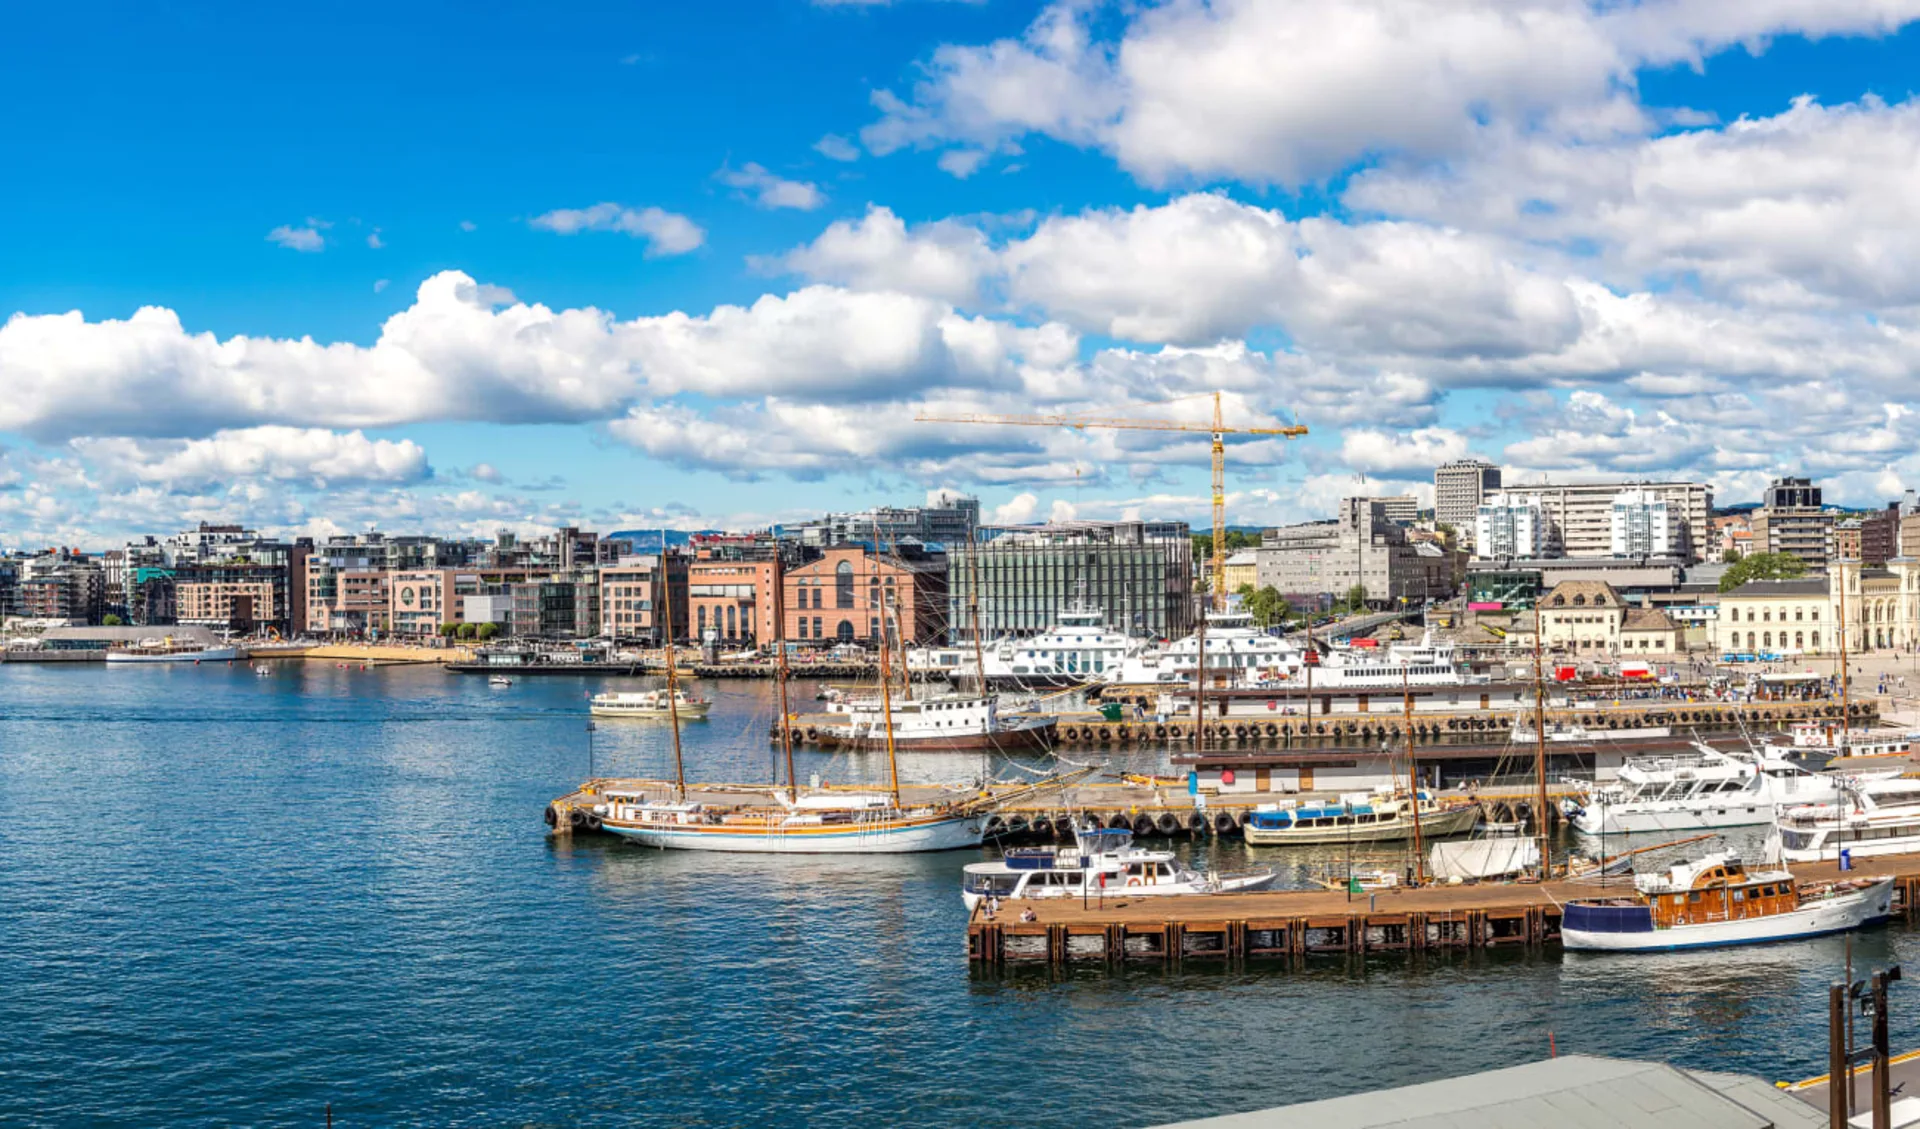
xmin=915 ymin=391 xmax=1308 ymax=609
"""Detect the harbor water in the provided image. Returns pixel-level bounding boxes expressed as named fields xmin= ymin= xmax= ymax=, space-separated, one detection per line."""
xmin=4 ymin=663 xmax=1918 ymax=1126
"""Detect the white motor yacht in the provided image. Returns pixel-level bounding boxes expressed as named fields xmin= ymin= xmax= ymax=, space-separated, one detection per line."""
xmin=589 ymin=688 xmax=712 ymax=719
xmin=961 ymin=825 xmax=1276 ymax=910
xmin=1561 ymin=743 xmax=1840 ymax=836
xmin=1762 ymin=721 xmax=1911 ymax=771
xmin=1776 ymin=776 xmax=1920 ymax=863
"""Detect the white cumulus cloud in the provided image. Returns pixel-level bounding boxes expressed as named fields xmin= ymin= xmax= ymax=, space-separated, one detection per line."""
xmin=529 ymin=203 xmax=706 ymax=255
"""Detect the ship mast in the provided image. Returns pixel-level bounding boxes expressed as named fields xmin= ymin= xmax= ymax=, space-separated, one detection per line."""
xmin=1404 ymin=664 xmax=1424 ymax=886
xmin=1838 ymin=558 xmax=1851 ymax=742
xmin=772 ymin=545 xmax=797 ymax=802
xmin=872 ymin=522 xmax=903 ymax=808
xmin=1532 ymin=607 xmax=1550 ymax=879
xmin=660 ymin=532 xmax=687 ymax=802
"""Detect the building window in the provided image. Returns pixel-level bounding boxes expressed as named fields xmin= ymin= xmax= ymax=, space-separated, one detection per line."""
xmin=798 ymin=616 xmax=808 ymax=639
xmin=813 ymin=617 xmax=822 ymax=639
xmin=1796 ymin=632 xmax=1804 ymax=648
xmin=1748 ymin=632 xmax=1756 ymax=649
xmin=836 ymin=621 xmax=853 ymax=643
xmin=697 ymin=606 xmax=707 ymax=635
xmin=726 ymin=605 xmax=736 ymax=638
xmin=835 ymin=562 xmax=855 ymax=609
xmin=1795 ymin=608 xmax=1803 ymax=621
xmin=1763 ymin=632 xmax=1771 ymax=648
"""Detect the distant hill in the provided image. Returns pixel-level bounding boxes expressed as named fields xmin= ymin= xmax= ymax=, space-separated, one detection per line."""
xmin=607 ymin=529 xmax=716 ymax=551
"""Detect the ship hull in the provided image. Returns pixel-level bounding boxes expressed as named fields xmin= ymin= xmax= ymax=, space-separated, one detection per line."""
xmin=106 ymin=646 xmax=243 ymax=664
xmin=602 ymin=812 xmax=985 ymax=853
xmin=817 ymin=721 xmax=1056 ymax=754
xmin=1563 ymin=879 xmax=1893 ymax=952
xmin=1243 ymin=804 xmax=1480 ymax=846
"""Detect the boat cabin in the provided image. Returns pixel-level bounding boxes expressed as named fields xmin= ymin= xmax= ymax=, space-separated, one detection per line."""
xmin=1565 ymin=854 xmax=1800 ymax=935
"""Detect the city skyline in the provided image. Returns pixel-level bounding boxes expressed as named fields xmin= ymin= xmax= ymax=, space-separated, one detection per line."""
xmin=11 ymin=4 xmax=1920 ymax=550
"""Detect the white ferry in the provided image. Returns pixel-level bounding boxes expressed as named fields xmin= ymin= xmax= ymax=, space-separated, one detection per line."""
xmin=906 ymin=606 xmax=1150 ymax=687
xmin=589 ymin=688 xmax=712 ymax=719
xmin=1776 ymin=776 xmax=1920 ymax=862
xmin=960 ymin=826 xmax=1276 ymax=909
xmin=1305 ymin=633 xmax=1468 ymax=690
xmin=1561 ymin=851 xmax=1892 ymax=953
xmin=1561 ymin=743 xmax=1840 ymax=836
xmin=1110 ymin=610 xmax=1302 ymax=686
xmin=106 ymin=638 xmax=243 ymax=663
xmin=814 ymin=692 xmax=1054 ymax=752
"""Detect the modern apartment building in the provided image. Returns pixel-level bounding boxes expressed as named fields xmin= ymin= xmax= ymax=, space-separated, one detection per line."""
xmin=1474 ymin=495 xmax=1545 ymax=560
xmin=598 ymin=554 xmax=690 ymax=643
xmin=1342 ymin=495 xmax=1420 ymax=526
xmin=1751 ymin=478 xmax=1832 ymax=571
xmin=1496 ymin=481 xmax=1712 ymax=562
xmin=176 ymin=579 xmax=277 ymax=629
xmin=1609 ymin=489 xmax=1670 ymax=557
xmin=1434 ymin=459 xmax=1502 ymax=539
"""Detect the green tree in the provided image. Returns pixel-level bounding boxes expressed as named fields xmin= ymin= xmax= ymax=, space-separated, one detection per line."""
xmin=1718 ymin=551 xmax=1806 ymax=592
xmin=1722 ymin=547 xmax=1742 ymax=565
xmin=440 ymin=623 xmax=460 ymax=638
xmin=1243 ymin=586 xmax=1291 ymax=628
xmin=1341 ymin=584 xmax=1369 ymax=613
xmin=456 ymin=622 xmax=477 ymax=640
xmin=475 ymin=623 xmax=500 ymax=641
xmin=101 ymin=613 xmax=124 ymax=626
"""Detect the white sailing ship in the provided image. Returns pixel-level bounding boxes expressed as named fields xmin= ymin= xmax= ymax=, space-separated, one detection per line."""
xmin=1560 ymin=743 xmax=1841 ymax=836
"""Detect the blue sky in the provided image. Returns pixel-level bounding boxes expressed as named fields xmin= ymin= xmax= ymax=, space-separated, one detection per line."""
xmin=9 ymin=1 xmax=1920 ymax=549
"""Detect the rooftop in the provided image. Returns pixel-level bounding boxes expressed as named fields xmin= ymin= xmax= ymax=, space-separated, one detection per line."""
xmin=1148 ymin=1054 xmax=1823 ymax=1129
xmin=1726 ymin=578 xmax=1830 ymax=598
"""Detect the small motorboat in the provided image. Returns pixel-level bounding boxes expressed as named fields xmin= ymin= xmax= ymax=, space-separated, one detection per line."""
xmin=488 ymin=675 xmax=515 ymax=688
xmin=590 ymin=688 xmax=712 ymax=719
xmin=962 ymin=824 xmax=1276 ymax=910
xmin=253 ymin=664 xmax=272 ymax=677
xmin=1561 ymin=850 xmax=1892 ymax=953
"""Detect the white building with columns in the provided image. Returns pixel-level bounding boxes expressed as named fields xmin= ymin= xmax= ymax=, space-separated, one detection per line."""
xmin=1711 ymin=558 xmax=1920 ymax=656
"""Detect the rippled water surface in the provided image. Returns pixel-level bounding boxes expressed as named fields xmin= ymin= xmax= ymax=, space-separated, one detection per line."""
xmin=3 ymin=663 xmax=1917 ymax=1127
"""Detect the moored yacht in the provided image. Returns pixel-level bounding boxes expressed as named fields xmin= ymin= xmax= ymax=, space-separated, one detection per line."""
xmin=106 ymin=638 xmax=243 ymax=663
xmin=1562 ymin=850 xmax=1893 ymax=953
xmin=1561 ymin=743 xmax=1840 ymax=836
xmin=1776 ymin=775 xmax=1920 ymax=862
xmin=961 ymin=825 xmax=1276 ymax=909
xmin=1762 ymin=720 xmax=1911 ymax=771
xmin=1243 ymin=790 xmax=1480 ymax=845
xmin=598 ymin=789 xmax=985 ymax=853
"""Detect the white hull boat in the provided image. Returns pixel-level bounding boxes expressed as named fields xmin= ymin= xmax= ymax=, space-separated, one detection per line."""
xmin=1777 ymin=777 xmax=1920 ymax=862
xmin=596 ymin=792 xmax=984 ymax=853
xmin=107 ymin=644 xmax=242 ymax=663
xmin=962 ymin=826 xmax=1275 ymax=909
xmin=1243 ymin=791 xmax=1480 ymax=845
xmin=1562 ymin=742 xmax=1839 ymax=836
xmin=590 ymin=689 xmax=712 ymax=719
xmin=1562 ymin=851 xmax=1892 ymax=953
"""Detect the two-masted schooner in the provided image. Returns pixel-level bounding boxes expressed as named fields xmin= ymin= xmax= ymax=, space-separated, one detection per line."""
xmin=593 ymin=528 xmax=1066 ymax=853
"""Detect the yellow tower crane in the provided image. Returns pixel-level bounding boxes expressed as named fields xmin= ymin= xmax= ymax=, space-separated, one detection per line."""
xmin=915 ymin=391 xmax=1308 ymax=610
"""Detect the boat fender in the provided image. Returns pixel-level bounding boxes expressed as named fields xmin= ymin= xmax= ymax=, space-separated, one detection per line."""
xmin=1186 ymin=811 xmax=1208 ymax=833
xmin=584 ymin=813 xmax=603 ymax=832
xmin=1098 ymin=727 xmax=1112 ymax=742
xmin=1233 ymin=725 xmax=1247 ymax=739
xmin=1155 ymin=725 xmax=1167 ymax=739
xmin=1169 ymin=725 xmax=1184 ymax=739
xmin=1265 ymin=723 xmax=1279 ymax=738
xmin=569 ymin=808 xmax=587 ymax=828
xmin=1315 ymin=724 xmax=1326 ymax=736
xmin=1214 ymin=811 xmax=1238 ymax=834
xmin=543 ymin=804 xmax=558 ymax=828
xmin=805 ymin=727 xmax=819 ymax=741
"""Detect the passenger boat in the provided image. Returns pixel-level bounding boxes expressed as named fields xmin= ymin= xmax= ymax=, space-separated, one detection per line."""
xmin=906 ymin=605 xmax=1150 ymax=688
xmin=1762 ymin=721 xmax=1911 ymax=771
xmin=813 ymin=692 xmax=1054 ymax=752
xmin=1242 ymin=790 xmax=1480 ymax=846
xmin=589 ymin=688 xmax=712 ymax=719
xmin=1776 ymin=776 xmax=1920 ymax=862
xmin=106 ymin=638 xmax=243 ymax=663
xmin=1560 ymin=742 xmax=1841 ymax=836
xmin=1561 ymin=851 xmax=1893 ymax=952
xmin=960 ymin=826 xmax=1276 ymax=909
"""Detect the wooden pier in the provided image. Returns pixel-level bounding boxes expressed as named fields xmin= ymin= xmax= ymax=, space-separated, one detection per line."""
xmin=967 ymin=853 xmax=1920 ymax=968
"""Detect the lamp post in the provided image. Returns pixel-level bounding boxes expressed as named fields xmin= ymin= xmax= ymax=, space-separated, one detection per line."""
xmin=586 ymin=720 xmax=597 ymax=781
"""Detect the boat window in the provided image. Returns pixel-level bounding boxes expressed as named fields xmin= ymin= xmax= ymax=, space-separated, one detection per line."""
xmin=1688 ymin=891 xmax=1702 ymax=903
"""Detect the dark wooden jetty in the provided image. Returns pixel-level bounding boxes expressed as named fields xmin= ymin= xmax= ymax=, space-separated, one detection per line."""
xmin=968 ymin=853 xmax=1920 ymax=968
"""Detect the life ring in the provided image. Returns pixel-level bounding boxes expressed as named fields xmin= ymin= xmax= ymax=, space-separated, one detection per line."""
xmin=1267 ymin=700 xmax=1278 ymax=711
xmin=1221 ymin=769 xmax=1236 ymax=785
xmin=1127 ymin=877 xmax=1142 ymax=888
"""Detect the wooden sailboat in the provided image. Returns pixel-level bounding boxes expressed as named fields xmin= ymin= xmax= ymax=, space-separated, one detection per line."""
xmin=592 ymin=529 xmax=993 ymax=853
